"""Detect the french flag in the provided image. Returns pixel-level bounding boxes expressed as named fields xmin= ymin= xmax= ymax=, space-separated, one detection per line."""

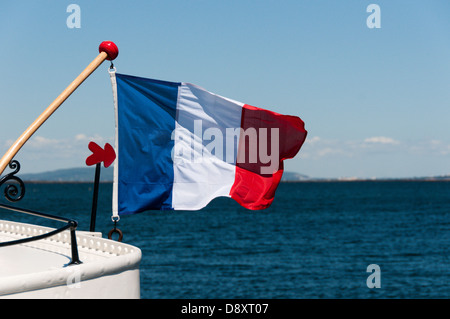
xmin=111 ymin=73 xmax=307 ymax=215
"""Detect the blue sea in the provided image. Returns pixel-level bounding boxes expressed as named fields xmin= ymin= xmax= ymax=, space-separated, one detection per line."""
xmin=1 ymin=181 xmax=449 ymax=299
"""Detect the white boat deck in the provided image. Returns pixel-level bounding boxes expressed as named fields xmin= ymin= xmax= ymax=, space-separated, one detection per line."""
xmin=0 ymin=220 xmax=142 ymax=298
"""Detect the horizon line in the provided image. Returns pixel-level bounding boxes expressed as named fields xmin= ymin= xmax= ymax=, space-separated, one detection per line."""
xmin=14 ymin=166 xmax=450 ymax=183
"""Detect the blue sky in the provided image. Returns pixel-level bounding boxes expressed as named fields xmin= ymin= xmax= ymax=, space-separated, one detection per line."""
xmin=1 ymin=0 xmax=450 ymax=178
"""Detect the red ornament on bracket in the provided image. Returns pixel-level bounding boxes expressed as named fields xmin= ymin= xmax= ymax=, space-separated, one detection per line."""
xmin=85 ymin=141 xmax=116 ymax=233
xmin=86 ymin=142 xmax=116 ymax=168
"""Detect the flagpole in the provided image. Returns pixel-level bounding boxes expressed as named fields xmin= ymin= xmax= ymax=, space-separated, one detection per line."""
xmin=0 ymin=41 xmax=118 ymax=176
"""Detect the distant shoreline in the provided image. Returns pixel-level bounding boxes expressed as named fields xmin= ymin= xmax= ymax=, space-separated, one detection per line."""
xmin=281 ymin=179 xmax=450 ymax=182
xmin=20 ymin=178 xmax=450 ymax=184
xmin=22 ymin=180 xmax=114 ymax=184
xmin=13 ymin=167 xmax=450 ymax=184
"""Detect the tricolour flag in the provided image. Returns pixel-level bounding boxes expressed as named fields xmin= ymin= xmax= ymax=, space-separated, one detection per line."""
xmin=111 ymin=73 xmax=307 ymax=215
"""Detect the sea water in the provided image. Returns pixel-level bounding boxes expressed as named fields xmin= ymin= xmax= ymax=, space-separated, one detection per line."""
xmin=1 ymin=181 xmax=449 ymax=298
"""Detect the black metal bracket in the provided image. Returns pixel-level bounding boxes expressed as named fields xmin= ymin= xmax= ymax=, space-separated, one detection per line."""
xmin=0 ymin=160 xmax=25 ymax=202
xmin=89 ymin=163 xmax=101 ymax=232
xmin=0 ymin=160 xmax=82 ymax=265
xmin=0 ymin=203 xmax=82 ymax=265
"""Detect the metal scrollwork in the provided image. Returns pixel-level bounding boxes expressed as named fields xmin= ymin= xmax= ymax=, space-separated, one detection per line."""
xmin=0 ymin=160 xmax=25 ymax=202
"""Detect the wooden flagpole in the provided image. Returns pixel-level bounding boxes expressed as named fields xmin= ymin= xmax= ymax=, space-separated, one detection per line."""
xmin=0 ymin=41 xmax=118 ymax=176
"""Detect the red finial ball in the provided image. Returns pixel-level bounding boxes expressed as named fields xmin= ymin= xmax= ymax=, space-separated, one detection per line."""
xmin=99 ymin=41 xmax=118 ymax=61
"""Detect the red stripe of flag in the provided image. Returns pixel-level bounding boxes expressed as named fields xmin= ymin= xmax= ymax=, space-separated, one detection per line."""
xmin=230 ymin=104 xmax=307 ymax=210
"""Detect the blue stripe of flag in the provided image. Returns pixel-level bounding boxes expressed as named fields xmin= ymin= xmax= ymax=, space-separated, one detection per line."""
xmin=116 ymin=73 xmax=180 ymax=214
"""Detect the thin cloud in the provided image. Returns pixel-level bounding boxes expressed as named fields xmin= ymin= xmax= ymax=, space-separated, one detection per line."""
xmin=302 ymin=136 xmax=450 ymax=161
xmin=305 ymin=136 xmax=321 ymax=145
xmin=363 ymin=136 xmax=400 ymax=145
xmin=5 ymin=134 xmax=114 ymax=164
